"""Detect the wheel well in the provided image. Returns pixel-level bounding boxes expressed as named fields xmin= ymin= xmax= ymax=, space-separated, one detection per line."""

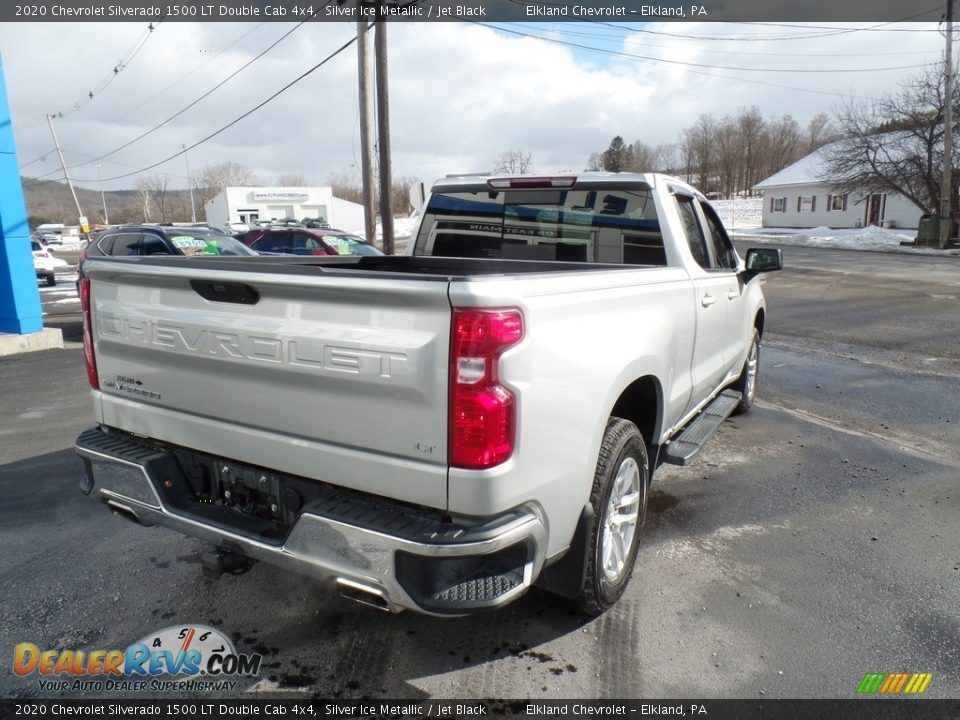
xmin=610 ymin=376 xmax=661 ymax=449
xmin=755 ymin=308 xmax=766 ymax=337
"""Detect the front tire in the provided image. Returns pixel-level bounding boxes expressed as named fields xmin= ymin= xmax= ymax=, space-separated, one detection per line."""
xmin=732 ymin=329 xmax=759 ymax=415
xmin=45 ymin=273 xmax=57 ymax=286
xmin=575 ymin=417 xmax=649 ymax=616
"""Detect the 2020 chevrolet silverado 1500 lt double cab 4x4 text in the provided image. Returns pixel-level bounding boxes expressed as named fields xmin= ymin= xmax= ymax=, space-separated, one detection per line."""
xmin=75 ymin=173 xmax=781 ymax=616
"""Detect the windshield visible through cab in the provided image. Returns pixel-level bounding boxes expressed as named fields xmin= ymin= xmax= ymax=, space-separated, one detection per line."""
xmin=413 ymin=187 xmax=665 ymax=265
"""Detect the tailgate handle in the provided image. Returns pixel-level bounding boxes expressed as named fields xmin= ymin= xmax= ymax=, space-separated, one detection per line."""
xmin=190 ymin=280 xmax=260 ymax=305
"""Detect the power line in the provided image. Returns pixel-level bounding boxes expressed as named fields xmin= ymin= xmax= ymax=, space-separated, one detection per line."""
xmin=500 ymin=21 xmax=939 ymax=58
xmin=17 ymin=22 xmax=267 ymax=172
xmin=12 ymin=22 xmax=161 ymax=131
xmin=481 ymin=22 xmax=934 ymax=74
xmin=25 ymin=17 xmax=321 ymax=184
xmin=70 ymin=31 xmax=359 ymax=184
xmin=62 ymin=22 xmax=268 ymax=149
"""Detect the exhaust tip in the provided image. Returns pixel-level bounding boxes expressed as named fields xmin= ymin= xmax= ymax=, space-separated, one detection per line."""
xmin=106 ymin=500 xmax=145 ymax=526
xmin=336 ymin=578 xmax=392 ymax=613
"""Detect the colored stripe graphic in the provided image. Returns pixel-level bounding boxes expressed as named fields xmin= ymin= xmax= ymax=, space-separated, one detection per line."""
xmin=857 ymin=673 xmax=885 ymax=693
xmin=907 ymin=673 xmax=933 ymax=694
xmin=857 ymin=672 xmax=932 ymax=694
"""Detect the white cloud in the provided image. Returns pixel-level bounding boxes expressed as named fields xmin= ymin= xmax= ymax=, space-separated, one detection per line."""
xmin=0 ymin=20 xmax=943 ymax=194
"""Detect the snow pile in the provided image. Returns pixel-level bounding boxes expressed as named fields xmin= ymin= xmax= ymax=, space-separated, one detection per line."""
xmin=730 ymin=224 xmax=940 ymax=253
xmin=50 ymin=241 xmax=85 ymax=251
xmin=348 ymin=215 xmax=419 ymax=251
xmin=710 ymin=197 xmax=764 ymax=230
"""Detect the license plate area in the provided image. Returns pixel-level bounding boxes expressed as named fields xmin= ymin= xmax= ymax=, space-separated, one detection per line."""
xmin=212 ymin=461 xmax=282 ymax=522
xmin=162 ymin=450 xmax=299 ymax=543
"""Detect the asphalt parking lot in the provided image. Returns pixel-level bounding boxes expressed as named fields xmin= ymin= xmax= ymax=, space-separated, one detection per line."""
xmin=1 ymin=246 xmax=958 ymax=700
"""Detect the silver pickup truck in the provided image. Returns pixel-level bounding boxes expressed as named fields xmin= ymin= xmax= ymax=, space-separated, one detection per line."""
xmin=75 ymin=173 xmax=781 ymax=616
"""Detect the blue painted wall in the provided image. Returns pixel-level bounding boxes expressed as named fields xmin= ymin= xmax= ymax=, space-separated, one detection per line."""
xmin=0 ymin=49 xmax=43 ymax=334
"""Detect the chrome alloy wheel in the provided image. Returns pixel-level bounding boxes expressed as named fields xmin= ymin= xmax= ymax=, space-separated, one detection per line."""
xmin=744 ymin=336 xmax=759 ymax=403
xmin=601 ymin=456 xmax=641 ymax=581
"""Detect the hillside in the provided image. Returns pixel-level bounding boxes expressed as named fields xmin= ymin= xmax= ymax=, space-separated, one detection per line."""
xmin=21 ymin=176 xmax=196 ymax=227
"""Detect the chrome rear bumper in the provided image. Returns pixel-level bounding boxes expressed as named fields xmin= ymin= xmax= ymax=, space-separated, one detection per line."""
xmin=76 ymin=426 xmax=547 ymax=616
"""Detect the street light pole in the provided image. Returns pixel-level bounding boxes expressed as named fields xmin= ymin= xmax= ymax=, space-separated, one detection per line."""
xmin=179 ymin=144 xmax=197 ymax=223
xmin=96 ymin=163 xmax=109 ymax=225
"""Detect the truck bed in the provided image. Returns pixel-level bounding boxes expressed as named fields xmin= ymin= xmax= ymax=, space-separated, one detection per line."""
xmin=101 ymin=253 xmax=649 ymax=278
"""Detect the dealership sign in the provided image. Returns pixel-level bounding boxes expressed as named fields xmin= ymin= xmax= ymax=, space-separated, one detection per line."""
xmin=252 ymin=191 xmax=310 ymax=201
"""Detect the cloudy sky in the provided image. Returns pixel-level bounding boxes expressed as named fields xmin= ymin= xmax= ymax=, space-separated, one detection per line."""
xmin=0 ymin=19 xmax=945 ymax=193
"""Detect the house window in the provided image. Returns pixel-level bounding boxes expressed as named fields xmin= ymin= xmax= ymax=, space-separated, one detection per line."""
xmin=771 ymin=197 xmax=786 ymax=213
xmin=798 ymin=196 xmax=816 ymax=212
xmin=827 ymin=194 xmax=848 ymax=211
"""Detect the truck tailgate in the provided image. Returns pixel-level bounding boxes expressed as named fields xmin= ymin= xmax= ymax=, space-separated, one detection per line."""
xmin=86 ymin=259 xmax=451 ymax=509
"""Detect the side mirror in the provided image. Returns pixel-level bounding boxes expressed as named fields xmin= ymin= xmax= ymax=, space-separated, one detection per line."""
xmin=744 ymin=247 xmax=782 ymax=274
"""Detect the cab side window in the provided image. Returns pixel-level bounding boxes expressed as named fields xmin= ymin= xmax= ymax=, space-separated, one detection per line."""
xmin=674 ymin=195 xmax=709 ymax=269
xmin=700 ymin=202 xmax=738 ymax=271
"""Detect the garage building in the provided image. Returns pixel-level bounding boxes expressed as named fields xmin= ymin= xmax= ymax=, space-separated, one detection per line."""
xmin=205 ymin=187 xmax=365 ymax=231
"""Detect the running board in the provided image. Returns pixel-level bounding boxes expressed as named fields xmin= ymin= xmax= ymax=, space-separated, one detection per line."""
xmin=663 ymin=390 xmax=742 ymax=466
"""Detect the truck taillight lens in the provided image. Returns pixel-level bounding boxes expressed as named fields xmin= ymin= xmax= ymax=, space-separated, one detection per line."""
xmin=449 ymin=308 xmax=523 ymax=469
xmin=79 ymin=277 xmax=99 ymax=390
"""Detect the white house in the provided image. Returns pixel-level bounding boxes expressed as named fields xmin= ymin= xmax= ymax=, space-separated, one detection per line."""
xmin=205 ymin=187 xmax=365 ymax=231
xmin=754 ymin=146 xmax=921 ymax=230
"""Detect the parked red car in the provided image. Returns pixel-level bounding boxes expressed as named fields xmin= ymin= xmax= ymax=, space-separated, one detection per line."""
xmin=245 ymin=229 xmax=383 ymax=256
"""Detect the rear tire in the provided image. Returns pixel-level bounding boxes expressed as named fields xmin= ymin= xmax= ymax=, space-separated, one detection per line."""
xmin=45 ymin=273 xmax=57 ymax=287
xmin=732 ymin=329 xmax=759 ymax=415
xmin=575 ymin=417 xmax=649 ymax=616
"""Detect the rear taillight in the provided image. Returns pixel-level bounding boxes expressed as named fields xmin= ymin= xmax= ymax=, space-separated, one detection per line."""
xmin=79 ymin=277 xmax=99 ymax=390
xmin=449 ymin=308 xmax=524 ymax=469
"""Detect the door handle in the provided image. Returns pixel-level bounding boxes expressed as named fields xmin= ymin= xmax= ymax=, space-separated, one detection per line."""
xmin=726 ymin=290 xmax=739 ymax=300
xmin=701 ymin=294 xmax=717 ymax=307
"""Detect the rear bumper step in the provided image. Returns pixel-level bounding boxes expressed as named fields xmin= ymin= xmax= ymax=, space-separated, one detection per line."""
xmin=76 ymin=426 xmax=547 ymax=616
xmin=663 ymin=390 xmax=741 ymax=466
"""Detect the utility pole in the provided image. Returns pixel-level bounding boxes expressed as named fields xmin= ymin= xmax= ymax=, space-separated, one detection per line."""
xmin=375 ymin=6 xmax=394 ymax=254
xmin=46 ymin=113 xmax=86 ymax=232
xmin=941 ymin=0 xmax=954 ymax=249
xmin=357 ymin=17 xmax=377 ymax=246
xmin=96 ymin=163 xmax=109 ymax=225
xmin=179 ymin=144 xmax=197 ymax=223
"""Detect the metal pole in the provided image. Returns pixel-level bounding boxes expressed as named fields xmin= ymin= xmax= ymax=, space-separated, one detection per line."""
xmin=941 ymin=0 xmax=954 ymax=249
xmin=375 ymin=8 xmax=394 ymax=255
xmin=180 ymin=144 xmax=197 ymax=223
xmin=46 ymin=114 xmax=85 ymax=227
xmin=357 ymin=17 xmax=377 ymax=246
xmin=96 ymin=163 xmax=109 ymax=225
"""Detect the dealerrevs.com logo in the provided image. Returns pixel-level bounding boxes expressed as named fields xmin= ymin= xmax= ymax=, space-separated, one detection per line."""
xmin=14 ymin=625 xmax=262 ymax=692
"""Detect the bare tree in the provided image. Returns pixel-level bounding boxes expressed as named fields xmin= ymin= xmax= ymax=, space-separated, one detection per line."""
xmin=806 ymin=112 xmax=837 ymax=154
xmin=138 ymin=174 xmax=172 ymax=222
xmin=390 ymin=175 xmax=417 ymax=216
xmin=328 ymin=168 xmax=364 ymax=205
xmin=629 ymin=141 xmax=654 ymax=172
xmin=825 ymin=67 xmax=958 ymax=214
xmin=586 ymin=152 xmax=604 ymax=171
xmin=737 ymin=107 xmax=764 ymax=196
xmin=684 ymin=114 xmax=718 ymax=191
xmin=135 ymin=177 xmax=153 ymax=222
xmin=194 ymin=162 xmax=262 ymax=207
xmin=493 ymin=149 xmax=533 ymax=175
xmin=277 ymin=173 xmax=311 ymax=186
xmin=763 ymin=114 xmax=802 ymax=181
xmin=714 ymin=117 xmax=743 ymax=198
